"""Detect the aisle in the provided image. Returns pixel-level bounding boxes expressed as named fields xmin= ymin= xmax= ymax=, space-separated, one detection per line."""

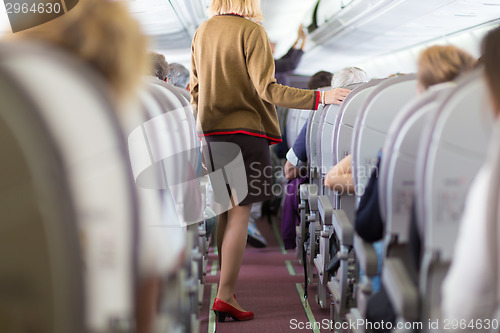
xmin=199 ymin=215 xmax=330 ymax=333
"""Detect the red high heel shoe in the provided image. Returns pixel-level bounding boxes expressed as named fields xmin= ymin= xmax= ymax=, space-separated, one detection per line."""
xmin=212 ymin=298 xmax=254 ymax=322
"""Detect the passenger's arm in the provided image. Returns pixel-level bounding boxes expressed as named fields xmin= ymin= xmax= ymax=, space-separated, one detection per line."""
xmin=298 ymin=24 xmax=307 ymax=50
xmin=274 ymin=48 xmax=304 ymax=73
xmin=324 ymin=155 xmax=354 ymax=194
xmin=246 ymin=25 xmax=350 ymax=110
xmin=276 ymin=25 xmax=304 ymax=64
xmin=291 ymin=122 xmax=308 ymax=162
xmin=285 ymin=148 xmax=307 ymax=180
xmin=285 ymin=160 xmax=300 ymax=180
xmin=275 ymin=29 xmax=304 ymax=74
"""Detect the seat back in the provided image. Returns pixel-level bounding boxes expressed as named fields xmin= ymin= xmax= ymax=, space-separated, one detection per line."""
xmin=286 ymin=108 xmax=312 ymax=149
xmin=352 ymin=75 xmax=418 ymax=206
xmin=306 ymin=87 xmax=331 ymax=176
xmin=172 ymin=85 xmax=191 ymax=103
xmin=130 ymin=81 xmax=203 ymax=227
xmin=326 ymin=81 xmax=381 ymax=214
xmin=0 ymin=66 xmax=85 ymax=333
xmin=334 ymin=81 xmax=382 ymax=166
xmin=380 ymin=84 xmax=455 ymax=246
xmin=297 ymin=109 xmax=312 ymax=138
xmin=485 ymin=119 xmax=500 ymax=321
xmin=286 ymin=109 xmax=300 ymax=148
xmin=0 ymin=41 xmax=138 ymax=332
xmin=319 ymin=104 xmax=342 ymax=193
xmin=415 ymin=70 xmax=492 ymax=321
xmin=148 ymin=78 xmax=198 ymax=150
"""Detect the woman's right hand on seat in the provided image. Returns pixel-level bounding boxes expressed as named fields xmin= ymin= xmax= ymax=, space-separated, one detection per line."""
xmin=325 ymin=88 xmax=351 ymax=105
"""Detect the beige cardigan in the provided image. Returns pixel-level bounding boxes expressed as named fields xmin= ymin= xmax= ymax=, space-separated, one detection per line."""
xmin=190 ymin=14 xmax=319 ymax=144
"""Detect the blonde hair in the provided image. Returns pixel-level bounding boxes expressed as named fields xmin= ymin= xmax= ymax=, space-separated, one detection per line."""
xmin=417 ymin=45 xmax=476 ymax=91
xmin=209 ymin=0 xmax=264 ymax=22
xmin=15 ymin=0 xmax=148 ymax=102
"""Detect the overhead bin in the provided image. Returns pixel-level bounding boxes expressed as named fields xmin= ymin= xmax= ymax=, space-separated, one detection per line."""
xmin=308 ymin=0 xmax=458 ymax=46
xmin=298 ymin=0 xmax=500 ymax=76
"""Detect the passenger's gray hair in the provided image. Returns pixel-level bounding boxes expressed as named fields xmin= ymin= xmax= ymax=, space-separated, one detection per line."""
xmin=168 ymin=63 xmax=190 ymax=88
xmin=332 ymin=67 xmax=369 ymax=88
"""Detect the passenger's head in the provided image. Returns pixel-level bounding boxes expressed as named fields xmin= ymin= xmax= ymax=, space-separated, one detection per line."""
xmin=148 ymin=52 xmax=169 ymax=82
xmin=417 ymin=45 xmax=476 ymax=92
xmin=16 ymin=0 xmax=148 ymax=101
xmin=482 ymin=26 xmax=500 ymax=117
xmin=308 ymin=71 xmax=333 ymax=90
xmin=209 ymin=0 xmax=263 ymax=22
xmin=331 ymin=67 xmax=369 ymax=88
xmin=167 ymin=63 xmax=190 ymax=89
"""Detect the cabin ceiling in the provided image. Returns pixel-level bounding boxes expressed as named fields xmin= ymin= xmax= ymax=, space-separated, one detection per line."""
xmin=128 ymin=0 xmax=499 ymax=73
xmin=1 ymin=0 xmax=499 ymax=74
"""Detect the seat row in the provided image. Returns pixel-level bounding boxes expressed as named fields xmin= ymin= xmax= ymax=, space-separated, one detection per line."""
xmin=286 ymin=70 xmax=493 ymax=332
xmin=0 ymin=41 xmax=211 ymax=333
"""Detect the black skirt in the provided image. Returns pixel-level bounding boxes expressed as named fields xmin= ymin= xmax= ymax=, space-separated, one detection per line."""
xmin=202 ymin=134 xmax=273 ymax=206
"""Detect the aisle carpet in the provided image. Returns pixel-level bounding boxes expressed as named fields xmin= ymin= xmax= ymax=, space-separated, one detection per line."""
xmin=199 ymin=215 xmax=331 ymax=333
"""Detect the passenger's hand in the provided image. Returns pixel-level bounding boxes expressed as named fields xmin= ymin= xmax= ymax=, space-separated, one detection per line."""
xmin=324 ymin=88 xmax=351 ymax=105
xmin=284 ymin=160 xmax=300 ymax=181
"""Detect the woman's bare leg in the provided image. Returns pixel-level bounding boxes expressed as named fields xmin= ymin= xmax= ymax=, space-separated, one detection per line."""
xmin=216 ymin=212 xmax=227 ymax=270
xmin=216 ymin=204 xmax=252 ymax=311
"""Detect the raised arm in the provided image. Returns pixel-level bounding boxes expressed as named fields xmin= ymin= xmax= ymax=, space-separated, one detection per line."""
xmin=246 ymin=25 xmax=350 ymax=110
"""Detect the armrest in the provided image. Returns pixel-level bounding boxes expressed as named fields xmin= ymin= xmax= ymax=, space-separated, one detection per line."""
xmin=382 ymin=258 xmax=419 ymax=322
xmin=309 ymin=196 xmax=318 ymax=211
xmin=332 ymin=210 xmax=353 ymax=246
xmin=299 ymin=184 xmax=319 ymax=211
xmin=318 ymin=195 xmax=333 ymax=226
xmin=299 ymin=184 xmax=309 ymax=201
xmin=354 ymin=235 xmax=378 ymax=277
xmin=309 ymin=166 xmax=319 ymax=180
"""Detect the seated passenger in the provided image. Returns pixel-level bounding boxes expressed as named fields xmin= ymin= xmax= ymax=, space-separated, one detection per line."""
xmin=408 ymin=45 xmax=476 ymax=271
xmin=356 ymin=45 xmax=476 ymax=332
xmin=282 ymin=67 xmax=368 ymax=250
xmin=167 ymin=63 xmax=190 ymax=90
xmin=356 ymin=45 xmax=477 ymax=257
xmin=442 ymin=27 xmax=500 ymax=324
xmin=285 ymin=67 xmax=369 ymax=181
xmin=273 ymin=24 xmax=307 ymax=86
xmin=148 ymin=52 xmax=169 ymax=82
